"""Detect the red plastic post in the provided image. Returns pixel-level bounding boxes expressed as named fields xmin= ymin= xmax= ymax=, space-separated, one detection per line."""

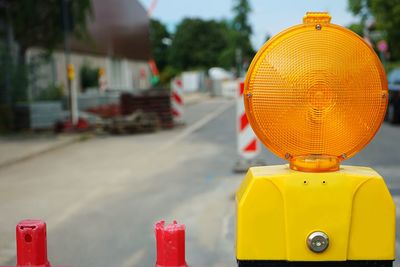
xmin=155 ymin=220 xmax=187 ymax=267
xmin=16 ymin=220 xmax=51 ymax=267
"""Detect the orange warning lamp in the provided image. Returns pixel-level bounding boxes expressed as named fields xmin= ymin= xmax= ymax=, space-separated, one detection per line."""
xmin=236 ymin=12 xmax=395 ymax=267
xmin=244 ymin=12 xmax=388 ymax=172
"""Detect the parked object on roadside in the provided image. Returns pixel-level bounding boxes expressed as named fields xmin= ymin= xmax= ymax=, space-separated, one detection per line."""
xmin=83 ymin=90 xmax=173 ymax=133
xmin=76 ymin=118 xmax=90 ymax=131
xmin=386 ymin=68 xmax=400 ymax=124
xmin=181 ymin=71 xmax=206 ymax=92
xmin=104 ymin=110 xmax=160 ymax=134
xmin=65 ymin=90 xmax=120 ymax=112
xmin=209 ymin=67 xmax=234 ymax=80
xmin=86 ymin=103 xmax=121 ymax=119
xmin=54 ymin=120 xmax=73 ymax=133
xmin=79 ymin=111 xmax=103 ymax=129
xmin=54 ymin=117 xmax=91 ymax=133
xmin=120 ymin=91 xmax=173 ymax=129
xmin=209 ymin=67 xmax=237 ymax=97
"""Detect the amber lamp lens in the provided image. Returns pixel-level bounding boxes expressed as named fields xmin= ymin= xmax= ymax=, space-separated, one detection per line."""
xmin=244 ymin=12 xmax=388 ymax=171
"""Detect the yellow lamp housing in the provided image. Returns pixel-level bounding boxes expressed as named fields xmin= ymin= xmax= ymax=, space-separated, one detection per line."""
xmin=236 ymin=12 xmax=395 ymax=267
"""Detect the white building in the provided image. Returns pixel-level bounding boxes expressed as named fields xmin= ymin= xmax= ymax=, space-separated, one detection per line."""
xmin=27 ymin=0 xmax=152 ymax=98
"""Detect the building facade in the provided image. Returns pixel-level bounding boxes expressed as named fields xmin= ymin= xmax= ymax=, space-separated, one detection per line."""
xmin=27 ymin=0 xmax=152 ymax=98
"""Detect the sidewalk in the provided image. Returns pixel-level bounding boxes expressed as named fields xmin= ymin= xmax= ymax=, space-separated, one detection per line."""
xmin=0 ymin=93 xmax=211 ymax=169
xmin=0 ymin=133 xmax=85 ymax=168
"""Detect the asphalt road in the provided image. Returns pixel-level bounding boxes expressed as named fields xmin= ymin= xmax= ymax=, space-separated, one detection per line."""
xmin=0 ymin=97 xmax=399 ymax=267
xmin=0 ymin=98 xmax=238 ymax=267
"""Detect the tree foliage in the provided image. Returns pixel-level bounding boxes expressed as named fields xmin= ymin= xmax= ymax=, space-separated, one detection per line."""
xmin=231 ymin=0 xmax=255 ymax=63
xmin=148 ymin=0 xmax=255 ymax=78
xmin=232 ymin=0 xmax=252 ymax=36
xmin=80 ymin=62 xmax=99 ymax=91
xmin=0 ymin=0 xmax=93 ymax=105
xmin=348 ymin=23 xmax=364 ymax=37
xmin=169 ymin=18 xmax=230 ymax=70
xmin=349 ymin=0 xmax=400 ymax=59
xmin=150 ymin=19 xmax=170 ymax=72
xmin=3 ymin=0 xmax=92 ymax=59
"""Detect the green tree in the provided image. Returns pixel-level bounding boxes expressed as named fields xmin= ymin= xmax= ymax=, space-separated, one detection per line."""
xmin=6 ymin=0 xmax=93 ymax=64
xmin=156 ymin=0 xmax=255 ymax=75
xmin=0 ymin=0 xmax=92 ymax=131
xmin=231 ymin=0 xmax=255 ymax=75
xmin=348 ymin=0 xmax=400 ymax=59
xmin=216 ymin=21 xmax=240 ymax=69
xmin=169 ymin=18 xmax=230 ymax=70
xmin=232 ymin=0 xmax=252 ymax=37
xmin=0 ymin=0 xmax=93 ymax=102
xmin=150 ymin=19 xmax=170 ymax=72
xmin=80 ymin=61 xmax=99 ymax=91
xmin=348 ymin=22 xmax=364 ymax=37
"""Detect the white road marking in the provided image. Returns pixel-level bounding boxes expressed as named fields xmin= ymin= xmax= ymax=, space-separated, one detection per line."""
xmin=154 ymin=101 xmax=234 ymax=154
xmin=48 ymin=100 xmax=233 ymax=231
xmin=46 ymin=167 xmax=132 ymax=230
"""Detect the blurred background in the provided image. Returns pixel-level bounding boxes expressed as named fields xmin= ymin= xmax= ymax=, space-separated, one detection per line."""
xmin=0 ymin=0 xmax=400 ymax=266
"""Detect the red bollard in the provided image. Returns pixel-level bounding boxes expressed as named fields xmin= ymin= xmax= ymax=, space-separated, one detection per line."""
xmin=155 ymin=220 xmax=187 ymax=267
xmin=16 ymin=220 xmax=51 ymax=267
xmin=0 ymin=219 xmax=69 ymax=267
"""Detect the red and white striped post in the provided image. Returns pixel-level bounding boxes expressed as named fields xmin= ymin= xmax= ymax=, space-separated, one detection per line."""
xmin=234 ymin=80 xmax=261 ymax=172
xmin=171 ymin=78 xmax=184 ymax=125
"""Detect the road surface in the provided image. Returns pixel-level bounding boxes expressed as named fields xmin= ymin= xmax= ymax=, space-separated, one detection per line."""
xmin=0 ymin=97 xmax=399 ymax=267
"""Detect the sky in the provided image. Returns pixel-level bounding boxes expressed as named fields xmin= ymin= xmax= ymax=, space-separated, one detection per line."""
xmin=139 ymin=0 xmax=358 ymax=50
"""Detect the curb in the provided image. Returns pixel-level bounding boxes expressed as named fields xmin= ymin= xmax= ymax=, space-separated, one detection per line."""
xmin=0 ymin=134 xmax=92 ymax=170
